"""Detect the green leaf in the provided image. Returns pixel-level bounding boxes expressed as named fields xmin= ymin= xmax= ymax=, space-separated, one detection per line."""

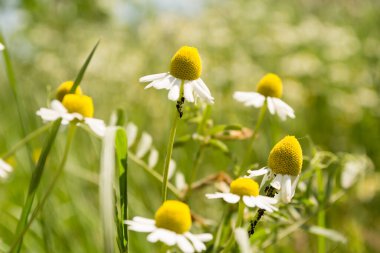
xmin=69 ymin=40 xmax=100 ymax=93
xmin=208 ymin=139 xmax=229 ymax=153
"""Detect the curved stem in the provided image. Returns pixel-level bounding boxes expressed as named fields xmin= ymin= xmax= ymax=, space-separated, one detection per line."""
xmin=241 ymin=101 xmax=267 ymax=173
xmin=222 ymin=200 xmax=245 ymax=253
xmin=161 ymin=109 xmax=179 ymax=203
xmin=1 ymin=123 xmax=52 ymax=160
xmin=9 ymin=123 xmax=76 ymax=253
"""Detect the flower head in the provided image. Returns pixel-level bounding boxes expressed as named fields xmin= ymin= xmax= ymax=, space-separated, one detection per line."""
xmin=56 ymin=81 xmax=83 ymax=101
xmin=139 ymin=46 xmax=214 ymax=104
xmin=155 ymin=200 xmax=192 ymax=234
xmin=233 ymin=73 xmax=294 ymax=120
xmin=170 ymin=46 xmax=202 ymax=81
xmin=246 ymin=136 xmax=303 ymax=203
xmin=256 ymin=73 xmax=283 ymax=98
xmin=206 ymin=178 xmax=277 ymax=212
xmin=125 ymin=200 xmax=212 ymax=253
xmin=0 ymin=159 xmax=13 ymax=179
xmin=36 ymin=94 xmax=105 ymax=137
xmin=268 ymin=136 xmax=303 ymax=176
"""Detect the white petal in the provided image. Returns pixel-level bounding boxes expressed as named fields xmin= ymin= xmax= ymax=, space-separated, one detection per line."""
xmin=205 ymin=192 xmax=226 ymax=199
xmin=192 ymin=80 xmax=214 ymax=104
xmin=176 ymin=235 xmax=195 ymax=253
xmin=36 ymin=108 xmax=61 ymax=122
xmin=148 ymin=148 xmax=159 ymax=169
xmin=281 ymin=175 xmax=292 ymax=203
xmin=139 ymin=72 xmax=168 ymax=83
xmin=246 ymin=167 xmax=269 ymax=177
xmin=222 ymin=193 xmax=240 ymax=203
xmin=184 ymin=82 xmax=195 ymax=103
xmin=185 ymin=232 xmax=207 ymax=252
xmin=175 ymin=172 xmax=187 ymax=191
xmin=0 ymin=43 xmax=4 ymax=51
xmin=132 ymin=216 xmax=156 ymax=225
xmin=127 ymin=224 xmax=156 ymax=232
xmin=0 ymin=160 xmax=12 ymax=173
xmin=259 ymin=172 xmax=269 ymax=189
xmin=51 ymin=100 xmax=67 ymax=113
xmin=126 ymin=122 xmax=138 ymax=148
xmin=270 ymin=174 xmax=282 ymax=190
xmin=147 ymin=229 xmax=177 ymax=246
xmin=290 ymin=175 xmax=300 ymax=198
xmin=255 ymin=196 xmax=278 ymax=212
xmin=193 ymin=233 xmax=213 ymax=242
xmin=136 ymin=132 xmax=153 ymax=158
xmin=168 ymin=82 xmax=181 ymax=101
xmin=233 ymin=92 xmax=265 ymax=108
xmin=271 ymin=98 xmax=295 ymax=121
xmin=266 ymin=97 xmax=275 ymax=115
xmin=242 ymin=196 xmax=258 ymax=208
xmin=146 ymin=75 xmax=175 ymax=90
xmin=85 ymin=118 xmax=106 ymax=137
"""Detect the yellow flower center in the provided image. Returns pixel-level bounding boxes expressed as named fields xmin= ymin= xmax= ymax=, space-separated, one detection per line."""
xmin=170 ymin=46 xmax=202 ymax=81
xmin=155 ymin=200 xmax=192 ymax=234
xmin=56 ymin=81 xmax=83 ymax=101
xmin=256 ymin=73 xmax=283 ymax=98
xmin=62 ymin=94 xmax=94 ymax=118
xmin=230 ymin=178 xmax=259 ymax=197
xmin=268 ymin=136 xmax=303 ymax=176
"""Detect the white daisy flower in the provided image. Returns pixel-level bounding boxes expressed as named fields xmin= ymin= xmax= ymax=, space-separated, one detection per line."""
xmin=246 ymin=136 xmax=303 ymax=203
xmin=139 ymin=46 xmax=214 ymax=104
xmin=0 ymin=43 xmax=4 ymax=51
xmin=206 ymin=178 xmax=278 ymax=212
xmin=125 ymin=200 xmax=212 ymax=253
xmin=36 ymin=94 xmax=106 ymax=137
xmin=233 ymin=73 xmax=295 ymax=120
xmin=0 ymin=159 xmax=12 ymax=179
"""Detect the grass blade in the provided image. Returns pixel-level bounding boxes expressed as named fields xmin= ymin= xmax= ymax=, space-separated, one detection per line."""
xmin=69 ymin=40 xmax=100 ymax=93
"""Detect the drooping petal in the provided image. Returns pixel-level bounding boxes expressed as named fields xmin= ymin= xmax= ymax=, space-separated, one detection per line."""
xmin=192 ymin=79 xmax=214 ymax=104
xmin=205 ymin=192 xmax=226 ymax=199
xmin=222 ymin=193 xmax=240 ymax=203
xmin=176 ymin=235 xmax=195 ymax=253
xmin=139 ymin=72 xmax=169 ymax=83
xmin=233 ymin=92 xmax=265 ymax=108
xmin=132 ymin=216 xmax=156 ymax=225
xmin=168 ymin=82 xmax=181 ymax=101
xmin=185 ymin=232 xmax=207 ymax=252
xmin=146 ymin=75 xmax=176 ymax=90
xmin=282 ymin=175 xmax=292 ymax=203
xmin=193 ymin=233 xmax=213 ymax=242
xmin=51 ymin=100 xmax=68 ymax=113
xmin=184 ymin=81 xmax=195 ymax=103
xmin=271 ymin=98 xmax=295 ymax=121
xmin=126 ymin=122 xmax=138 ymax=148
xmin=36 ymin=108 xmax=62 ymax=122
xmin=125 ymin=220 xmax=156 ymax=232
xmin=85 ymin=118 xmax=106 ymax=137
xmin=290 ymin=175 xmax=300 ymax=198
xmin=270 ymin=174 xmax=282 ymax=190
xmin=266 ymin=97 xmax=276 ymax=115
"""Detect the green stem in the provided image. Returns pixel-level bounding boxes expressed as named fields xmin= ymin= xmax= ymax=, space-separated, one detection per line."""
xmin=161 ymin=108 xmax=179 ymax=202
xmin=9 ymin=123 xmax=75 ymax=253
xmin=11 ymin=119 xmax=62 ymax=253
xmin=222 ymin=200 xmax=245 ymax=253
xmin=317 ymin=168 xmax=326 ymax=253
xmin=1 ymin=123 xmax=52 ymax=160
xmin=241 ymin=100 xmax=267 ymax=173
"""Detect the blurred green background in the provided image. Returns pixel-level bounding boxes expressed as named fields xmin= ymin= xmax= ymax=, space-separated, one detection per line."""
xmin=0 ymin=0 xmax=379 ymax=252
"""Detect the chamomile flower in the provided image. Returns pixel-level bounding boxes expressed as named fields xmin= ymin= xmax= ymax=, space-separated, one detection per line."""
xmin=0 ymin=159 xmax=12 ymax=179
xmin=36 ymin=94 xmax=106 ymax=137
xmin=0 ymin=43 xmax=4 ymax=51
xmin=233 ymin=73 xmax=295 ymax=120
xmin=125 ymin=200 xmax=212 ymax=253
xmin=246 ymin=136 xmax=303 ymax=203
xmin=206 ymin=178 xmax=278 ymax=212
xmin=139 ymin=46 xmax=214 ymax=104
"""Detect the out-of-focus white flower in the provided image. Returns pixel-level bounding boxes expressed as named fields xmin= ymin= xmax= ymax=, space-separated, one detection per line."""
xmin=0 ymin=43 xmax=5 ymax=51
xmin=0 ymin=159 xmax=12 ymax=179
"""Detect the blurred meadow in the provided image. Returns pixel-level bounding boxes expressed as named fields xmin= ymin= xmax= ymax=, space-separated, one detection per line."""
xmin=0 ymin=0 xmax=380 ymax=252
